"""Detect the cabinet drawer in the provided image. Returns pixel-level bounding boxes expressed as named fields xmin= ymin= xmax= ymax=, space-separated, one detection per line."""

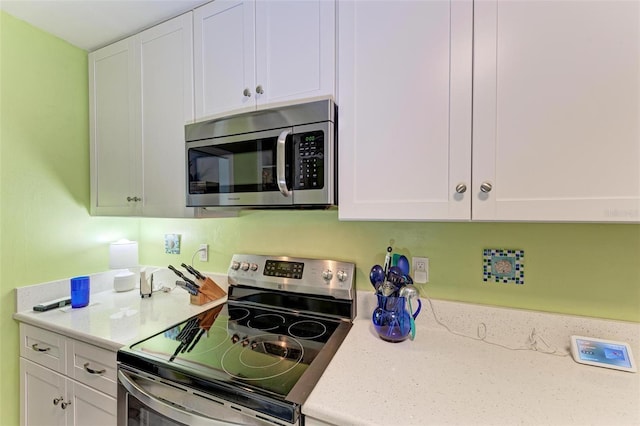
xmin=67 ymin=339 xmax=117 ymax=397
xmin=20 ymin=324 xmax=66 ymax=373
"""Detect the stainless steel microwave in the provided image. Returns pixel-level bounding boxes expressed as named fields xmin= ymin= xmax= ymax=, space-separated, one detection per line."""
xmin=185 ymin=99 xmax=337 ymax=208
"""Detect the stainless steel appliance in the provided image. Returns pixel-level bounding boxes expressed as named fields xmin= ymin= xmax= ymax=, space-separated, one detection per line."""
xmin=185 ymin=99 xmax=337 ymax=208
xmin=117 ymin=254 xmax=356 ymax=426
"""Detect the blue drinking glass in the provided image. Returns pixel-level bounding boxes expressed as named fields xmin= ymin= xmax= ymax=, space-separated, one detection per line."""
xmin=70 ymin=276 xmax=90 ymax=308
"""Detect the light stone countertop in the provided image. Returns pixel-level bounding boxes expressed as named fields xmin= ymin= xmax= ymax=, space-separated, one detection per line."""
xmin=303 ymin=292 xmax=640 ymax=426
xmin=13 ymin=268 xmax=228 ymax=351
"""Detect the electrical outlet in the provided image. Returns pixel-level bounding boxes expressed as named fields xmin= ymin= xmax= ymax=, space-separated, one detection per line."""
xmin=199 ymin=244 xmax=208 ymax=262
xmin=412 ymin=257 xmax=429 ymax=283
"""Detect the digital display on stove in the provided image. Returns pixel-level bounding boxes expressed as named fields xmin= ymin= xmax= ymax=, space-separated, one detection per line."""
xmin=264 ymin=260 xmax=304 ymax=279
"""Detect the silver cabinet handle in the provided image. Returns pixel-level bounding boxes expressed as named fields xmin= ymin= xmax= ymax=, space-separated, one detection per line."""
xmin=455 ymin=183 xmax=467 ymax=194
xmin=32 ymin=343 xmax=50 ymax=352
xmin=53 ymin=397 xmax=63 ymax=406
xmin=61 ymin=401 xmax=72 ymax=409
xmin=256 ymin=85 xmax=264 ymax=95
xmin=83 ymin=362 xmax=106 ymax=375
xmin=480 ymin=182 xmax=493 ymax=193
xmin=126 ymin=196 xmax=141 ymax=202
xmin=276 ymin=130 xmax=292 ymax=197
xmin=243 ymin=88 xmax=252 ymax=97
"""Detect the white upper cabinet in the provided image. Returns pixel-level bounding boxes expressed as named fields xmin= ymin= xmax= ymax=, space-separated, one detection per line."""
xmin=89 ymin=38 xmax=140 ymax=216
xmin=338 ymin=0 xmax=473 ymax=221
xmin=89 ymin=13 xmax=194 ymax=217
xmin=139 ymin=13 xmax=194 ymax=217
xmin=194 ymin=0 xmax=255 ymax=118
xmin=254 ymin=0 xmax=335 ymax=107
xmin=339 ymin=0 xmax=639 ymax=222
xmin=194 ymin=0 xmax=335 ymax=120
xmin=473 ymin=0 xmax=640 ymax=222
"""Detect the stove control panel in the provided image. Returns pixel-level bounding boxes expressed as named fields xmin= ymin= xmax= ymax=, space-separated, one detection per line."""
xmin=228 ymin=254 xmax=355 ymax=301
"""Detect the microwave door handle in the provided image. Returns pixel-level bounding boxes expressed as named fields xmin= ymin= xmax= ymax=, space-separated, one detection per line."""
xmin=276 ymin=130 xmax=292 ymax=197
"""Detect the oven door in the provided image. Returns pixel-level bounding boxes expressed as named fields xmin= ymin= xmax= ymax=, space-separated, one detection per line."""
xmin=117 ymin=367 xmax=294 ymax=426
xmin=186 ymin=127 xmax=294 ymax=207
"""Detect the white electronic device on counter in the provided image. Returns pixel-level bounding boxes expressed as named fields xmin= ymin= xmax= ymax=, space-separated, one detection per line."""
xmin=570 ymin=335 xmax=636 ymax=373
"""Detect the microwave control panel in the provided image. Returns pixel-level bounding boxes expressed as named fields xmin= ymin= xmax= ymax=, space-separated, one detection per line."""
xmin=293 ymin=131 xmax=324 ymax=190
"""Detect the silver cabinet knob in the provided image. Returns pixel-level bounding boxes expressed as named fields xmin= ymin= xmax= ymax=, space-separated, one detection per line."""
xmin=256 ymin=85 xmax=264 ymax=95
xmin=61 ymin=401 xmax=72 ymax=409
xmin=455 ymin=183 xmax=467 ymax=194
xmin=53 ymin=397 xmax=63 ymax=406
xmin=243 ymin=88 xmax=252 ymax=97
xmin=480 ymin=182 xmax=493 ymax=193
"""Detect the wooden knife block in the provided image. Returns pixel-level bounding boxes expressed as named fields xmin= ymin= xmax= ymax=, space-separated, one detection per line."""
xmin=190 ymin=277 xmax=227 ymax=306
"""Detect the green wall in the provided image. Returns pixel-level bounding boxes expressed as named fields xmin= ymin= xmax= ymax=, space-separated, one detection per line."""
xmin=0 ymin=12 xmax=139 ymax=425
xmin=139 ymin=214 xmax=640 ymax=322
xmin=1 ymin=10 xmax=639 ymax=426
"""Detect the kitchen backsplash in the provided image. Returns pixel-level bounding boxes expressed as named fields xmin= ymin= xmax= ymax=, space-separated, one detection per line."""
xmin=137 ymin=211 xmax=640 ymax=323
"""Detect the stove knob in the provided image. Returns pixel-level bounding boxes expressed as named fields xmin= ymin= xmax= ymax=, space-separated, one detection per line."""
xmin=322 ymin=269 xmax=333 ymax=281
xmin=240 ymin=262 xmax=250 ymax=271
xmin=231 ymin=334 xmax=240 ymax=344
xmin=231 ymin=261 xmax=240 ymax=270
xmin=337 ymin=270 xmax=348 ymax=282
xmin=250 ymin=341 xmax=258 ymax=350
xmin=241 ymin=338 xmax=250 ymax=347
xmin=249 ymin=263 xmax=259 ymax=271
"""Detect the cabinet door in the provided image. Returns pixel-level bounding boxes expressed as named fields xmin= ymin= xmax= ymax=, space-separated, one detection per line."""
xmin=473 ymin=0 xmax=640 ymax=222
xmin=194 ymin=0 xmax=255 ymax=119
xmin=21 ymin=358 xmax=66 ymax=426
xmin=139 ymin=13 xmax=195 ymax=217
xmin=255 ymin=0 xmax=335 ymax=106
xmin=338 ymin=0 xmax=472 ymax=220
xmin=89 ymin=37 xmax=141 ymax=216
xmin=68 ymin=380 xmax=117 ymax=426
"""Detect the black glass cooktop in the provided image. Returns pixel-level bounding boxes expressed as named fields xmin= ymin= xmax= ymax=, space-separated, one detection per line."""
xmin=119 ymin=301 xmax=344 ymax=401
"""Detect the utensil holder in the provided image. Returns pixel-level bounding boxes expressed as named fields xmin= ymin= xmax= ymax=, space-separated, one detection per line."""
xmin=189 ymin=277 xmax=227 ymax=306
xmin=372 ymin=294 xmax=421 ymax=343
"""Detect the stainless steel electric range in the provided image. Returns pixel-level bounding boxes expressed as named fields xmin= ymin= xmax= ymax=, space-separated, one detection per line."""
xmin=117 ymin=254 xmax=356 ymax=426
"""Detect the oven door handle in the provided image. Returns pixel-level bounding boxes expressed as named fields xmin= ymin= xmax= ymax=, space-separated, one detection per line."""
xmin=118 ymin=370 xmax=243 ymax=426
xmin=276 ymin=129 xmax=292 ymax=197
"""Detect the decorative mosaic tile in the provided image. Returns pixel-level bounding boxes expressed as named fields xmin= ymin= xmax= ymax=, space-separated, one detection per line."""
xmin=483 ymin=249 xmax=525 ymax=285
xmin=164 ymin=234 xmax=181 ymax=254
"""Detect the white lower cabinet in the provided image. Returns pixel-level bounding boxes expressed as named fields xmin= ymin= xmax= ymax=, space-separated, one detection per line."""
xmin=21 ymin=359 xmax=116 ymax=426
xmin=19 ymin=324 xmax=117 ymax=426
xmin=21 ymin=359 xmax=66 ymax=426
xmin=303 ymin=417 xmax=335 ymax=426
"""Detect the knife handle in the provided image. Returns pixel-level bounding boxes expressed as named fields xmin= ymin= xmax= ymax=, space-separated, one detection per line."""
xmin=168 ymin=265 xmax=185 ymax=279
xmin=169 ymin=265 xmax=199 ymax=288
xmin=176 ymin=281 xmax=198 ymax=296
xmin=181 ymin=263 xmax=205 ymax=280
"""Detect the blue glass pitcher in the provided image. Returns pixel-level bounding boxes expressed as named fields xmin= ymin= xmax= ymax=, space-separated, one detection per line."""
xmin=372 ymin=294 xmax=422 ymax=343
